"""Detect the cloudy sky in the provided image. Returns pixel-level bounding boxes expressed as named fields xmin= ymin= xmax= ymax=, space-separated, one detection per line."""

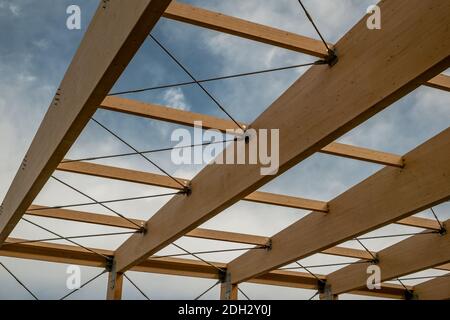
xmin=0 ymin=0 xmax=449 ymax=300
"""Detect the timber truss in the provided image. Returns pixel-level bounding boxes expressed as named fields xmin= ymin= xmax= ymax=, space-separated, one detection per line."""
xmin=1 ymin=0 xmax=449 ymax=300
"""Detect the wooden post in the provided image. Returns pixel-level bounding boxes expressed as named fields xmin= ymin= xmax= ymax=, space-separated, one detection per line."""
xmin=220 ymin=282 xmax=238 ymax=300
xmin=220 ymin=272 xmax=238 ymax=300
xmin=319 ymin=283 xmax=338 ymax=300
xmin=106 ymin=271 xmax=124 ymax=300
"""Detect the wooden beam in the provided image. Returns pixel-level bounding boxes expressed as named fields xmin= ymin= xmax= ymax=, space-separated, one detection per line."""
xmin=424 ymin=74 xmax=450 ymax=92
xmin=413 ymin=274 xmax=450 ymax=300
xmin=0 ymin=0 xmax=172 ymax=244
xmin=227 ymin=128 xmax=450 ymax=284
xmin=436 ymin=263 xmax=450 ymax=272
xmin=57 ymin=160 xmax=329 ymax=212
xmin=114 ymin=0 xmax=450 ymax=274
xmin=327 ymin=220 xmax=450 ymax=295
xmin=24 ymin=205 xmax=382 ymax=261
xmin=106 ymin=272 xmax=124 ymax=300
xmin=396 ymin=216 xmax=442 ymax=231
xmin=162 ymin=1 xmax=330 ymax=58
xmin=243 ymin=191 xmax=328 ymax=212
xmin=26 ymin=205 xmax=447 ymax=268
xmin=162 ymin=2 xmax=449 ymax=92
xmin=220 ymin=282 xmax=238 ymax=300
xmin=56 ymin=160 xmax=447 ymax=231
xmin=0 ymin=238 xmax=407 ymax=299
xmin=100 ymin=96 xmax=404 ymax=168
xmin=58 ymin=160 xmax=187 ymax=190
xmin=321 ymin=143 xmax=404 ymax=168
xmin=26 ymin=205 xmax=269 ymax=246
xmin=100 ymin=96 xmax=244 ymax=133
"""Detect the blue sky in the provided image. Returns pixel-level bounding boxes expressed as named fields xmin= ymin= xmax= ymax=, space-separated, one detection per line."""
xmin=0 ymin=0 xmax=449 ymax=300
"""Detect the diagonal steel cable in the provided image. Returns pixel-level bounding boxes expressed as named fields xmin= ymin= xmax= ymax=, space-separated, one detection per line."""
xmin=238 ymin=287 xmax=251 ymax=300
xmin=150 ymin=34 xmax=244 ymax=131
xmin=194 ymin=280 xmax=220 ymax=300
xmin=124 ymin=273 xmax=151 ymax=300
xmin=170 ymin=242 xmax=225 ymax=273
xmin=28 ymin=191 xmax=183 ymax=212
xmin=2 ymin=230 xmax=139 ymax=246
xmin=21 ymin=217 xmax=110 ymax=261
xmin=0 ymin=261 xmax=39 ymax=300
xmin=295 ymin=261 xmax=325 ymax=284
xmin=430 ymin=207 xmax=445 ymax=232
xmin=280 ymin=260 xmax=371 ymax=270
xmin=51 ymin=175 xmax=143 ymax=229
xmin=91 ymin=118 xmax=187 ymax=190
xmin=152 ymin=246 xmax=267 ymax=259
xmin=355 ymin=238 xmax=378 ymax=262
xmin=59 ymin=269 xmax=107 ymax=300
xmin=308 ymin=290 xmax=320 ymax=300
xmin=355 ymin=231 xmax=439 ymax=241
xmin=109 ymin=62 xmax=322 ymax=96
xmin=61 ymin=139 xmax=235 ymax=164
xmin=296 ymin=0 xmax=333 ymax=54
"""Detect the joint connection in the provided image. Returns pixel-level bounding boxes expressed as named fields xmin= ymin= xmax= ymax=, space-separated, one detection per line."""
xmin=325 ymin=49 xmax=338 ymax=67
xmin=182 ymin=184 xmax=192 ymax=196
xmin=105 ymin=257 xmax=114 ymax=272
xmin=264 ymin=239 xmax=272 ymax=251
xmin=218 ymin=269 xmax=228 ymax=283
xmin=404 ymin=290 xmax=417 ymax=300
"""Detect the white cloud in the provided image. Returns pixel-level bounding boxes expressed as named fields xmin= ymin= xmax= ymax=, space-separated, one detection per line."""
xmin=9 ymin=3 xmax=21 ymax=16
xmin=1 ymin=0 xmax=449 ymax=300
xmin=162 ymin=87 xmax=190 ymax=110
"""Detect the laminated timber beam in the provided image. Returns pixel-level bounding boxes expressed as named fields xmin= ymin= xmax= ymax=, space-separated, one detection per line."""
xmin=25 ymin=205 xmax=374 ymax=260
xmin=413 ymin=274 xmax=450 ymax=300
xmin=326 ymin=220 xmax=450 ymax=296
xmin=55 ymin=165 xmax=440 ymax=230
xmin=227 ymin=128 xmax=450 ymax=284
xmin=57 ymin=160 xmax=329 ymax=212
xmin=23 ymin=205 xmax=450 ymax=272
xmin=55 ymin=161 xmax=440 ymax=231
xmin=161 ymin=2 xmax=449 ymax=92
xmin=162 ymin=1 xmax=331 ymax=58
xmin=100 ymin=96 xmax=405 ymax=168
xmin=26 ymin=205 xmax=270 ymax=246
xmin=0 ymin=0 xmax=172 ymax=244
xmin=424 ymin=74 xmax=450 ymax=92
xmin=114 ymin=0 xmax=450 ymax=273
xmin=0 ymin=238 xmax=408 ymax=299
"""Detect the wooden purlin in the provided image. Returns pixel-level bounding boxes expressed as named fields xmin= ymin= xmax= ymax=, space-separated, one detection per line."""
xmin=113 ymin=0 xmax=450 ymax=273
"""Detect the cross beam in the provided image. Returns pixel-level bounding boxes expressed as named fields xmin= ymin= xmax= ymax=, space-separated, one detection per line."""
xmin=0 ymin=0 xmax=172 ymax=243
xmin=227 ymin=128 xmax=450 ymax=284
xmin=113 ymin=0 xmax=450 ymax=273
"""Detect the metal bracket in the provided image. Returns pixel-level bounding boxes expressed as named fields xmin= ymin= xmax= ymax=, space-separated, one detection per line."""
xmin=264 ymin=239 xmax=272 ymax=251
xmin=52 ymin=88 xmax=62 ymax=107
xmin=325 ymin=49 xmax=338 ymax=67
xmin=21 ymin=155 xmax=28 ymax=171
xmin=102 ymin=0 xmax=110 ymax=9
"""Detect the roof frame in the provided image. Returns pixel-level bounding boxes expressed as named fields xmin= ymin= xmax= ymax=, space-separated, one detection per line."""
xmin=0 ymin=0 xmax=449 ymax=300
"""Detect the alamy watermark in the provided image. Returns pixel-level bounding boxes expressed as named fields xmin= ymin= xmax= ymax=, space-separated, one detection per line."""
xmin=66 ymin=265 xmax=81 ymax=290
xmin=66 ymin=5 xmax=81 ymax=30
xmin=171 ymin=121 xmax=280 ymax=176
xmin=366 ymin=264 xmax=381 ymax=290
xmin=366 ymin=5 xmax=381 ymax=30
